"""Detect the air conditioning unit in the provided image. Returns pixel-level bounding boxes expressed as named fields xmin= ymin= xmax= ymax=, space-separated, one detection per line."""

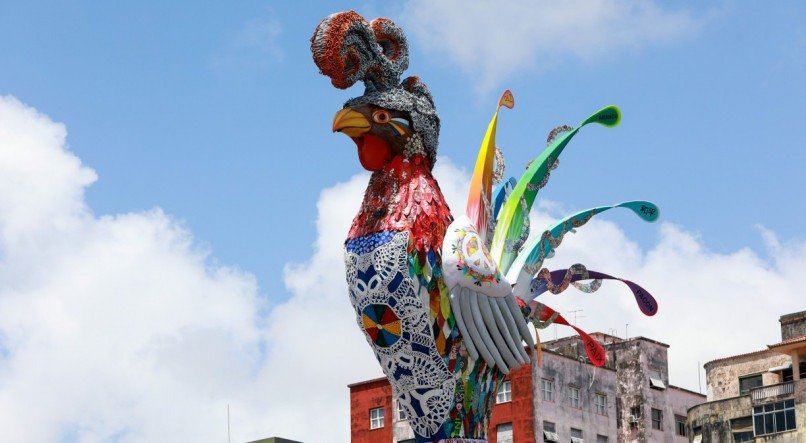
xmin=628 ymin=414 xmax=639 ymax=423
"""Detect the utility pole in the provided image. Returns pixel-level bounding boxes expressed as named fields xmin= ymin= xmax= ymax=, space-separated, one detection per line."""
xmin=698 ymin=361 xmax=702 ymax=394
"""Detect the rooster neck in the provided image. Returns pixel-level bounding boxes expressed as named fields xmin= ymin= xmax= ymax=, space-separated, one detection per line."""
xmin=348 ymin=155 xmax=453 ymax=254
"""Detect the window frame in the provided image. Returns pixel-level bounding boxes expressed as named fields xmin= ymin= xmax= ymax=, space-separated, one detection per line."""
xmin=496 ymin=380 xmax=512 ymax=404
xmin=541 ymin=378 xmax=555 ymax=402
xmin=496 ymin=422 xmax=513 ymax=443
xmin=738 ymin=373 xmax=763 ymax=395
xmin=651 ymin=408 xmax=663 ymax=430
xmin=369 ymin=407 xmax=385 ymax=430
xmin=753 ymin=399 xmax=796 ymax=436
xmin=629 ymin=405 xmax=642 ymax=429
xmin=397 ymin=402 xmax=408 ymax=421
xmin=569 ymin=385 xmax=581 ymax=409
xmin=594 ymin=393 xmax=607 ymax=415
xmin=675 ymin=414 xmax=687 ymax=436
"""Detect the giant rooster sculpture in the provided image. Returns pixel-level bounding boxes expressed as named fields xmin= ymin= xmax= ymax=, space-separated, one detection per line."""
xmin=311 ymin=11 xmax=659 ymax=442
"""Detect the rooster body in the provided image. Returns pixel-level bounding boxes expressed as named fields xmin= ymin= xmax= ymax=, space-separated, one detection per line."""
xmin=344 ymin=156 xmax=477 ymax=438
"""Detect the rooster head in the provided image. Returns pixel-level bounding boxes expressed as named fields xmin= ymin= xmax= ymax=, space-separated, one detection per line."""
xmin=332 ymin=104 xmax=417 ymax=171
xmin=312 ymin=11 xmax=439 ymax=170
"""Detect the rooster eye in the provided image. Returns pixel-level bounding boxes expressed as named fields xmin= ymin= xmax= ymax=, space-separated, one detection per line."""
xmin=372 ymin=110 xmax=391 ymax=124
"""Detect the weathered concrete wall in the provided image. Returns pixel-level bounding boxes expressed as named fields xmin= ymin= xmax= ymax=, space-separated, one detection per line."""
xmin=612 ymin=340 xmax=646 ymax=442
xmin=688 ymin=395 xmax=753 ymax=442
xmin=392 ymin=397 xmax=415 ymax=442
xmin=604 ymin=337 xmax=705 ymax=443
xmin=704 ymin=352 xmax=789 ymax=401
xmin=688 ymin=376 xmax=806 ymax=442
xmin=780 ymin=311 xmax=806 ymax=341
xmin=665 ymin=387 xmax=706 ymax=442
xmin=535 ymin=349 xmax=618 ymax=441
xmin=542 ymin=335 xmax=617 ymax=370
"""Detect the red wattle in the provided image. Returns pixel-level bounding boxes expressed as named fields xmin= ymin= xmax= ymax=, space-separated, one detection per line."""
xmin=355 ymin=134 xmax=391 ymax=171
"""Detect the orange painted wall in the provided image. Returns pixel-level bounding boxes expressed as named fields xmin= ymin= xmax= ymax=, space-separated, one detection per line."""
xmin=350 ymin=378 xmax=393 ymax=443
xmin=489 ymin=364 xmax=535 ymax=443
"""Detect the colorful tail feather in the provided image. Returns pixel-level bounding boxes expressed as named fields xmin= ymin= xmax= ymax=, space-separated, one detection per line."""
xmin=466 ymin=90 xmax=514 ymax=244
xmin=530 ymin=264 xmax=659 ymax=317
xmin=467 ymin=95 xmax=657 ymax=368
xmin=508 ymin=201 xmax=659 ymax=296
xmin=490 ymin=105 xmax=622 ymax=274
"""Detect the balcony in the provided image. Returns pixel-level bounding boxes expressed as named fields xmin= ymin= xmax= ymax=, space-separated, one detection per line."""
xmin=750 ymin=381 xmax=794 ymax=401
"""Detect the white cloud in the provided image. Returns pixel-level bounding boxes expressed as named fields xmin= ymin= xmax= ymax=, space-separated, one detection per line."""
xmin=0 ymin=96 xmax=264 ymax=442
xmin=0 ymin=95 xmax=802 ymax=442
xmin=525 ymin=203 xmax=804 ymax=392
xmin=400 ymin=0 xmax=703 ymax=91
xmin=0 ymin=97 xmax=473 ymax=443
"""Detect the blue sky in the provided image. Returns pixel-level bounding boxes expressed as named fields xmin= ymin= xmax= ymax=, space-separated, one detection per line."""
xmin=3 ymin=1 xmax=804 ymax=295
xmin=0 ymin=1 xmax=804 ymax=441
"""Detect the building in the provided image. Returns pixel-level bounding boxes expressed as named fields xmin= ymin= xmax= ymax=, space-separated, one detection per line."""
xmin=687 ymin=311 xmax=806 ymax=442
xmin=349 ymin=332 xmax=705 ymax=442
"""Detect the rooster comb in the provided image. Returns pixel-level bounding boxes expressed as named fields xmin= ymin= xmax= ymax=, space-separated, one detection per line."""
xmin=311 ymin=11 xmax=440 ymax=166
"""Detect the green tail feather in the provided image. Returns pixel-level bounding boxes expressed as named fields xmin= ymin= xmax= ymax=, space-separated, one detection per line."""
xmin=490 ymin=105 xmax=622 ymax=274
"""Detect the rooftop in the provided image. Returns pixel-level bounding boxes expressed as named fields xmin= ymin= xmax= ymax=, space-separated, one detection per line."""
xmin=347 ymin=376 xmax=387 ymax=389
xmin=703 ymin=348 xmax=773 ymax=368
xmin=768 ymin=334 xmax=806 ymax=349
xmin=779 ymin=310 xmax=806 ymax=324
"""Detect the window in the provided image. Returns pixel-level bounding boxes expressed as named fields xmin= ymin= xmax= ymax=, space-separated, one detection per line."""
xmin=570 ymin=428 xmax=583 ymax=443
xmin=753 ymin=399 xmax=796 ymax=436
xmin=596 ymin=435 xmax=608 ymax=443
xmin=569 ymin=385 xmax=581 ymax=408
xmin=730 ymin=416 xmax=753 ymax=442
xmin=397 ymin=402 xmax=408 ymax=421
xmin=496 ymin=423 xmax=513 ymax=443
xmin=648 ymin=369 xmax=666 ymax=390
xmin=496 ymin=380 xmax=512 ymax=404
xmin=675 ymin=414 xmax=687 ymax=436
xmin=629 ymin=406 xmax=642 ymax=429
xmin=651 ymin=408 xmax=663 ymax=430
xmin=543 ymin=421 xmax=559 ymax=442
xmin=369 ymin=407 xmax=384 ymax=429
xmin=541 ymin=378 xmax=555 ymax=401
xmin=594 ymin=393 xmax=607 ymax=415
xmin=738 ymin=374 xmax=762 ymax=395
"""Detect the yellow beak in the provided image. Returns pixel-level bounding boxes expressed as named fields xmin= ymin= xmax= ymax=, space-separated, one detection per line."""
xmin=332 ymin=108 xmax=370 ymax=137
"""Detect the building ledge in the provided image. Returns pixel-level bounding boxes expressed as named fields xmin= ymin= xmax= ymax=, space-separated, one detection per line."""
xmin=767 ymin=334 xmax=806 ymax=354
xmin=704 ymin=348 xmax=774 ymax=369
xmin=347 ymin=376 xmax=387 ymax=389
xmin=668 ymin=384 xmax=706 ymax=398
